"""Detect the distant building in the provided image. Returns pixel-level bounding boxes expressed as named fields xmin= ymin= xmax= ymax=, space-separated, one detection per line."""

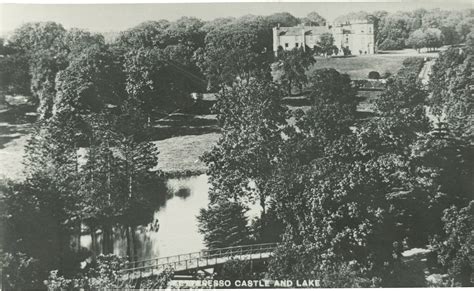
xmin=273 ymin=20 xmax=375 ymax=56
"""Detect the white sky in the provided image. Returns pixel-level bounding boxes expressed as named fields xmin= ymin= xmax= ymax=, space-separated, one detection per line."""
xmin=0 ymin=1 xmax=472 ymax=35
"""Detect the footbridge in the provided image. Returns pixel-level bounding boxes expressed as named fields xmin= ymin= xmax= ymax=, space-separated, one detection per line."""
xmin=119 ymin=243 xmax=277 ymax=281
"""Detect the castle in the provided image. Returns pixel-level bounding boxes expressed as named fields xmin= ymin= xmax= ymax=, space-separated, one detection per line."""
xmin=273 ymin=20 xmax=375 ymax=55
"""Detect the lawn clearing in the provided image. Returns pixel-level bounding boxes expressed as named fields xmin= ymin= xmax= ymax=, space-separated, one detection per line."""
xmin=309 ymin=54 xmax=411 ymax=79
xmin=154 ymin=132 xmax=220 ymax=176
xmin=0 ymin=131 xmax=29 ymax=181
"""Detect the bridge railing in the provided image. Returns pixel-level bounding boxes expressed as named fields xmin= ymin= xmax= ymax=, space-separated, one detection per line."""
xmin=119 ymin=242 xmax=277 ymax=277
xmin=201 ymin=243 xmax=276 ymax=259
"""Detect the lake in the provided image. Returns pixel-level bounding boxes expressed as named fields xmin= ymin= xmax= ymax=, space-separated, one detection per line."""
xmin=81 ymin=174 xmax=210 ymax=260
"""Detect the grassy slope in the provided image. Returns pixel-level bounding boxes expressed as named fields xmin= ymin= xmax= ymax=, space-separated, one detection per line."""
xmin=153 ymin=132 xmax=220 ymax=176
xmin=0 ymin=131 xmax=28 ymax=180
xmin=0 ymin=106 xmax=32 ymax=180
xmin=309 ymin=55 xmax=409 ymax=79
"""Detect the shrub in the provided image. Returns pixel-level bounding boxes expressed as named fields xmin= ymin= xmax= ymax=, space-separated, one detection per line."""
xmin=218 ymin=259 xmax=253 ymax=280
xmin=368 ymin=71 xmax=381 ymax=79
xmin=382 ymin=71 xmax=392 ymax=79
xmin=268 ymin=243 xmax=381 ymax=287
xmin=431 ymin=202 xmax=473 ymax=287
xmin=197 ymin=200 xmax=250 ymax=249
xmin=0 ymin=252 xmax=43 ymax=290
xmin=396 ymin=57 xmax=425 ymax=80
xmin=45 ymin=254 xmax=174 ymax=289
xmin=342 ymin=46 xmax=352 ymax=56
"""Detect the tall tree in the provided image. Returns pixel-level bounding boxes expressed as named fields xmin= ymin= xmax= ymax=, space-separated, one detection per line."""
xmin=275 ymin=47 xmax=316 ymax=95
xmin=0 ymin=53 xmax=31 ymax=96
xmin=198 ymin=79 xmax=287 ymax=247
xmin=301 ymin=12 xmax=326 ymax=26
xmin=265 ymin=12 xmax=300 ymax=27
xmin=317 ymin=33 xmax=337 ymax=56
xmin=196 ymin=15 xmax=272 ymax=90
xmin=198 ymin=201 xmax=250 ymax=249
xmin=115 ymin=20 xmax=171 ymax=50
xmin=407 ymin=29 xmax=427 ymax=52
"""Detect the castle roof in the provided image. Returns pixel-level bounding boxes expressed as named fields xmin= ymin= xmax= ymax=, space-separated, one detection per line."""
xmin=277 ymin=26 xmax=330 ymax=36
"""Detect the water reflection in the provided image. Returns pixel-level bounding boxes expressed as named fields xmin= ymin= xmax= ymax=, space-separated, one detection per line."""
xmin=81 ymin=174 xmax=209 ymax=261
xmin=175 ymin=187 xmax=191 ymax=199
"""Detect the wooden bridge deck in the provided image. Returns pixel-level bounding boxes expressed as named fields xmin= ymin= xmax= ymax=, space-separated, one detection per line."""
xmin=119 ymin=243 xmax=277 ymax=280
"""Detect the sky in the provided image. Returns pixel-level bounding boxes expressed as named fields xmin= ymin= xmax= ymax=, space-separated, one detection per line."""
xmin=0 ymin=1 xmax=472 ymax=35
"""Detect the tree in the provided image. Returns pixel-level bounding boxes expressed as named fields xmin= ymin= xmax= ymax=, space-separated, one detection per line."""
xmin=196 ymin=15 xmax=272 ymax=90
xmin=8 ymin=22 xmax=66 ymax=54
xmin=117 ymin=19 xmax=206 ymax=117
xmin=74 ymin=109 xmax=162 ymax=258
xmin=368 ymin=71 xmax=381 ymax=79
xmin=0 ymin=252 xmax=43 ymax=290
xmin=204 ymin=79 xmax=286 ymax=213
xmin=431 ymin=203 xmax=473 ymax=287
xmin=265 ymin=12 xmax=300 ymax=28
xmin=317 ymin=33 xmax=337 ymax=56
xmin=308 ymin=68 xmax=357 ymax=107
xmin=198 ymin=201 xmax=250 ymax=249
xmin=7 ymin=23 xmax=108 ymax=119
xmin=424 ymin=28 xmax=443 ymax=51
xmin=342 ymin=46 xmax=351 ymax=56
xmin=300 ymin=12 xmax=326 ymax=26
xmin=0 ymin=172 xmax=85 ymax=280
xmin=7 ymin=22 xmax=68 ymax=117
xmin=334 ymin=11 xmax=370 ymax=24
xmin=0 ymin=53 xmax=31 ymax=96
xmin=63 ymin=28 xmax=106 ymax=60
xmin=407 ymin=29 xmax=427 ymax=52
xmin=115 ymin=20 xmax=170 ymax=50
xmin=54 ymin=44 xmax=124 ymax=118
xmin=377 ymin=13 xmax=412 ymax=50
xmin=455 ymin=16 xmax=474 ymax=41
xmin=200 ymin=17 xmax=236 ymax=34
xmin=198 ymin=79 xmax=287 ymax=247
xmin=165 ymin=16 xmax=205 ymax=50
xmin=421 ymin=8 xmax=446 ymax=30
xmin=275 ymin=47 xmax=315 ymax=95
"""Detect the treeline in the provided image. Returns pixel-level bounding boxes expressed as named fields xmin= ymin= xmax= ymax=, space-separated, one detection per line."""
xmin=1 ymin=8 xmax=472 ymax=102
xmin=197 ymin=44 xmax=473 ymax=287
xmin=0 ymin=12 xmax=324 ymax=102
xmin=334 ymin=9 xmax=473 ymax=50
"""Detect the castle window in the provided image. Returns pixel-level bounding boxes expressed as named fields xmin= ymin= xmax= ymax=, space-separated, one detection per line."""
xmin=285 ymin=43 xmax=289 ymax=48
xmin=296 ymin=43 xmax=299 ymax=47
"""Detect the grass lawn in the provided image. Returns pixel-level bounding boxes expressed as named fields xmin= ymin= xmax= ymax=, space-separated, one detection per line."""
xmin=0 ymin=106 xmax=34 ymax=181
xmin=309 ymin=54 xmax=411 ymax=79
xmin=0 ymin=106 xmax=221 ymax=179
xmin=0 ymin=123 xmax=30 ymax=181
xmin=153 ymin=132 xmax=220 ymax=176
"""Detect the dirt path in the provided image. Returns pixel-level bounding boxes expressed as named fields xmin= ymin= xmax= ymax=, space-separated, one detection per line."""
xmin=418 ymin=58 xmax=436 ymax=85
